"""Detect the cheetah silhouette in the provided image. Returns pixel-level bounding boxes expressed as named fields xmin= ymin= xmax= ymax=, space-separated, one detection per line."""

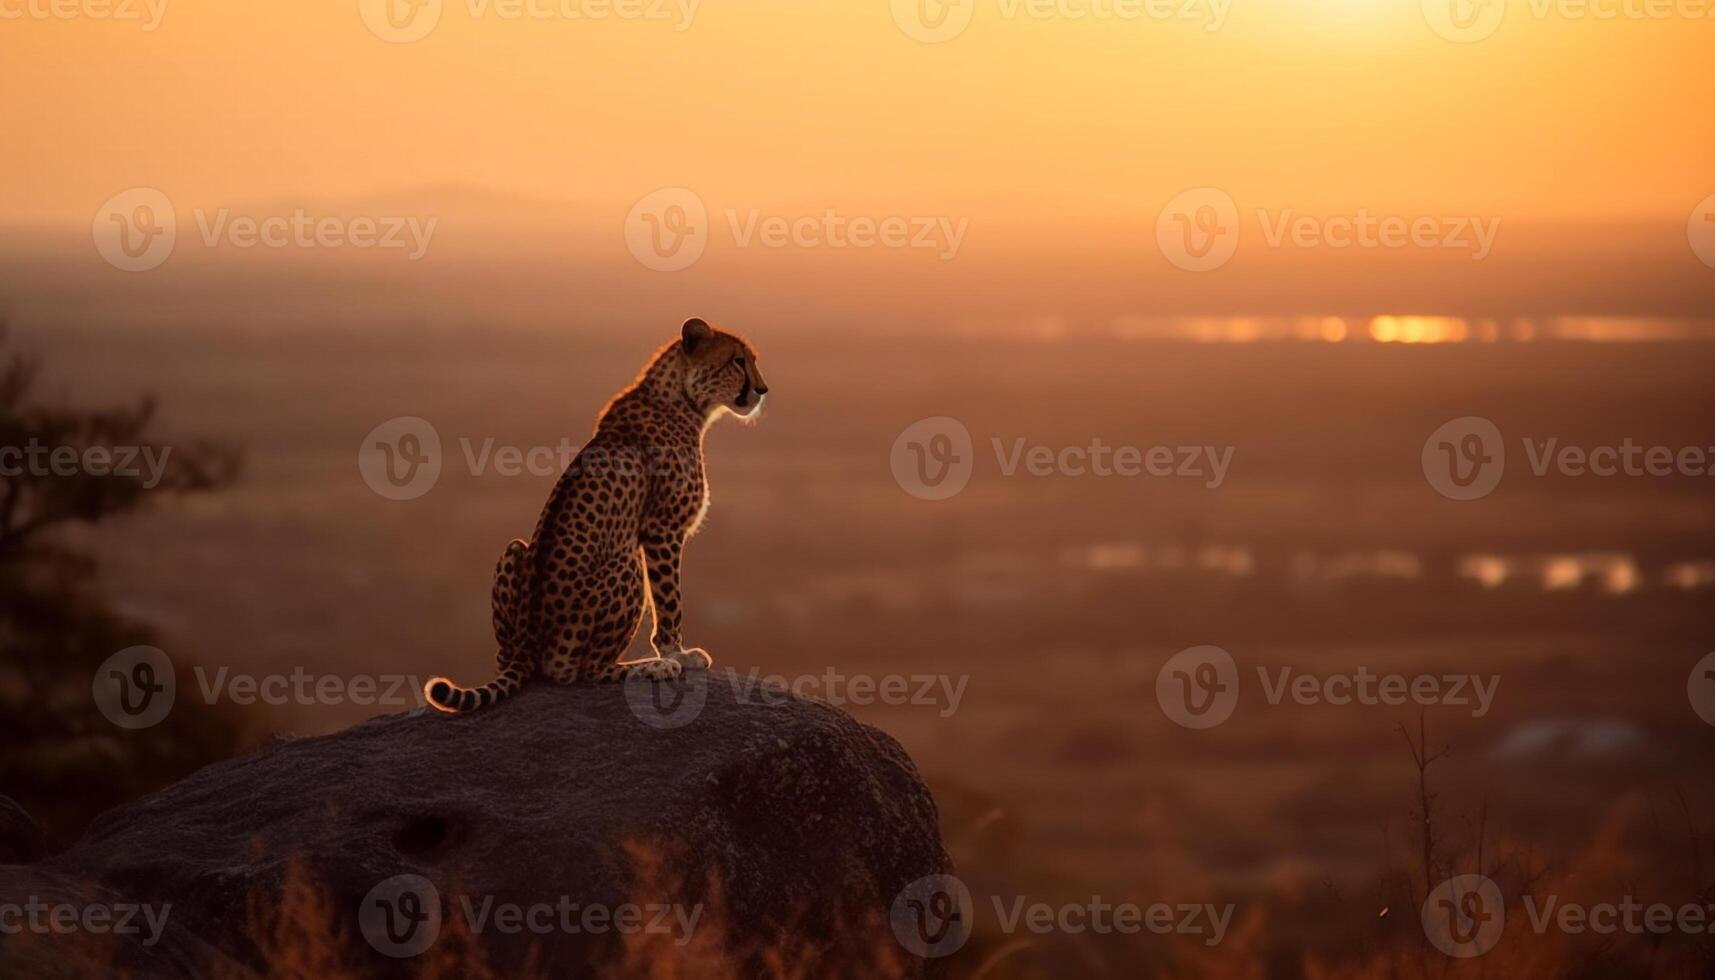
xmin=426 ymin=318 xmax=768 ymax=713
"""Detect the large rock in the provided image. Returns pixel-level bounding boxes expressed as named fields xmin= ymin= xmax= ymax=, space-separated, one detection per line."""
xmin=6 ymin=674 xmax=952 ymax=978
xmin=0 ymin=864 xmax=251 ymax=980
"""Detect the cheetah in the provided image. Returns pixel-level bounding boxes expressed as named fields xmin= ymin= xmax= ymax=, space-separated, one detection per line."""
xmin=425 ymin=317 xmax=768 ymax=713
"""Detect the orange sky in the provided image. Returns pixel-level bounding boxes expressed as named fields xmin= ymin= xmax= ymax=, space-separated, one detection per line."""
xmin=5 ymin=0 xmax=1711 ymax=228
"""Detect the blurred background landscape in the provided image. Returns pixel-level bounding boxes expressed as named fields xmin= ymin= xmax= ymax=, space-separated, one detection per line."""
xmin=7 ymin=309 xmax=1713 ymax=975
xmin=4 ymin=0 xmax=1714 ymax=975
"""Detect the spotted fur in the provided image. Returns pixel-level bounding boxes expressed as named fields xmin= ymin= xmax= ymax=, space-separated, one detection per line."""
xmin=426 ymin=318 xmax=768 ymax=713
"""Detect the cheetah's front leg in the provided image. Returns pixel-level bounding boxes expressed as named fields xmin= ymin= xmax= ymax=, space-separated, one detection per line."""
xmin=640 ymin=532 xmax=711 ymax=671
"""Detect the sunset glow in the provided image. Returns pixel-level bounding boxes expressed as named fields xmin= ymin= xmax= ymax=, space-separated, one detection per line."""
xmin=5 ymin=1 xmax=1712 ymax=332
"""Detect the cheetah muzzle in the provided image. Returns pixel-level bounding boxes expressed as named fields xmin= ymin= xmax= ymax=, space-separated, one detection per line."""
xmin=426 ymin=317 xmax=768 ymax=713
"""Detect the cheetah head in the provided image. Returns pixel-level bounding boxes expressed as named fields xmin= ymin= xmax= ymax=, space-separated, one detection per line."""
xmin=680 ymin=317 xmax=768 ymax=421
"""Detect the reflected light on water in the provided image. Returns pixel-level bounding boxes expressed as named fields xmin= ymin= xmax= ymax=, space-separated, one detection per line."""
xmin=781 ymin=547 xmax=1711 ymax=625
xmin=1464 ymin=553 xmax=1644 ymax=594
xmin=1665 ymin=561 xmax=1715 ymax=590
xmin=1098 ymin=316 xmax=1715 ymax=343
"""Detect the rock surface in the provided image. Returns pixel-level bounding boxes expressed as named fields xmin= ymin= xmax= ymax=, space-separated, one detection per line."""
xmin=2 ymin=673 xmax=953 ymax=978
xmin=0 ymin=864 xmax=250 ymax=980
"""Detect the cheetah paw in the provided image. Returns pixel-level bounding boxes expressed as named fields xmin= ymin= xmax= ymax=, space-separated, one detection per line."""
xmin=627 ymin=658 xmax=684 ymax=682
xmin=667 ymin=647 xmax=713 ymax=671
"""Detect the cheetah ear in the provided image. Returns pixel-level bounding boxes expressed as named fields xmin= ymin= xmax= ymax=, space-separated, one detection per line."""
xmin=681 ymin=318 xmax=714 ymax=354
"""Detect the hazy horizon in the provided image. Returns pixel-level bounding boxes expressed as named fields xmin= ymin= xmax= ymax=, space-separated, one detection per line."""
xmin=5 ymin=196 xmax=1712 ymax=331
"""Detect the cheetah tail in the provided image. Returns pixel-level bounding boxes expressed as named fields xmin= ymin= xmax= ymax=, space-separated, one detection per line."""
xmin=425 ymin=662 xmax=531 ymax=714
